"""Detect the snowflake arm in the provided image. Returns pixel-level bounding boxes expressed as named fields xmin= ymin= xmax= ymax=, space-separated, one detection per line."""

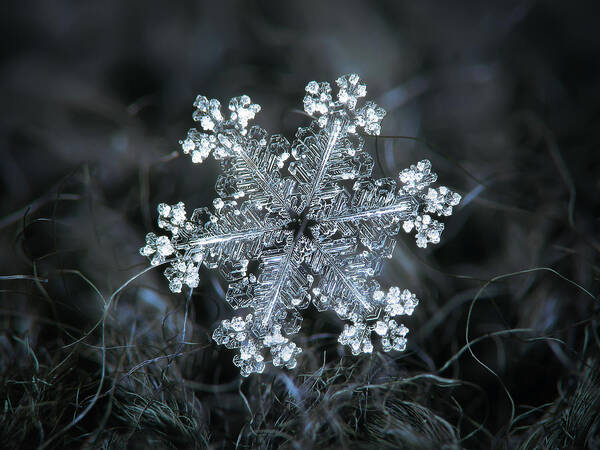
xmin=309 ymin=237 xmax=378 ymax=318
xmin=180 ymin=95 xmax=292 ymax=212
xmin=249 ymin=236 xmax=312 ymax=337
xmin=140 ymin=200 xmax=287 ymax=293
xmin=312 ymin=178 xmax=420 ymax=256
xmin=210 ymin=236 xmax=310 ymax=375
xmin=292 ymin=74 xmax=386 ymax=213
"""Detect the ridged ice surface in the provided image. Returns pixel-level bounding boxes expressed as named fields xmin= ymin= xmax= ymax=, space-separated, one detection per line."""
xmin=140 ymin=74 xmax=461 ymax=376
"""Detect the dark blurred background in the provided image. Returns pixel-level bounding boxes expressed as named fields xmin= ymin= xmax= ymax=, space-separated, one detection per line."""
xmin=1 ymin=1 xmax=599 ymax=448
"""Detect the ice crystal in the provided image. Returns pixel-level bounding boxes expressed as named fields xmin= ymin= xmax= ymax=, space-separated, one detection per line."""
xmin=140 ymin=74 xmax=461 ymax=376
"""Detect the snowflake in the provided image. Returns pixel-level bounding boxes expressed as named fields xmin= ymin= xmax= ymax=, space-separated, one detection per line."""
xmin=140 ymin=74 xmax=461 ymax=376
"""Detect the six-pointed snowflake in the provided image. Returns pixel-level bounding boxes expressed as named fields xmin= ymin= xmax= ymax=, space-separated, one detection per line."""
xmin=140 ymin=74 xmax=461 ymax=376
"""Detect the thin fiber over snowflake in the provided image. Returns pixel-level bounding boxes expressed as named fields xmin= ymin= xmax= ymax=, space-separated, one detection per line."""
xmin=140 ymin=74 xmax=461 ymax=376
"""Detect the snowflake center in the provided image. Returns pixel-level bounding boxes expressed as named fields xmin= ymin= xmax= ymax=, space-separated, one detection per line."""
xmin=287 ymin=212 xmax=317 ymax=242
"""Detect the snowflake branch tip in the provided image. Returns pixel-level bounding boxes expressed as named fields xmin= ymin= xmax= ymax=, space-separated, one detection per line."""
xmin=303 ymin=73 xmax=385 ymax=134
xmin=398 ymin=160 xmax=462 ymax=248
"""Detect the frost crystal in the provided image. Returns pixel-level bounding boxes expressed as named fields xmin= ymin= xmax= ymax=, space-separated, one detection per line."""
xmin=140 ymin=74 xmax=461 ymax=376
